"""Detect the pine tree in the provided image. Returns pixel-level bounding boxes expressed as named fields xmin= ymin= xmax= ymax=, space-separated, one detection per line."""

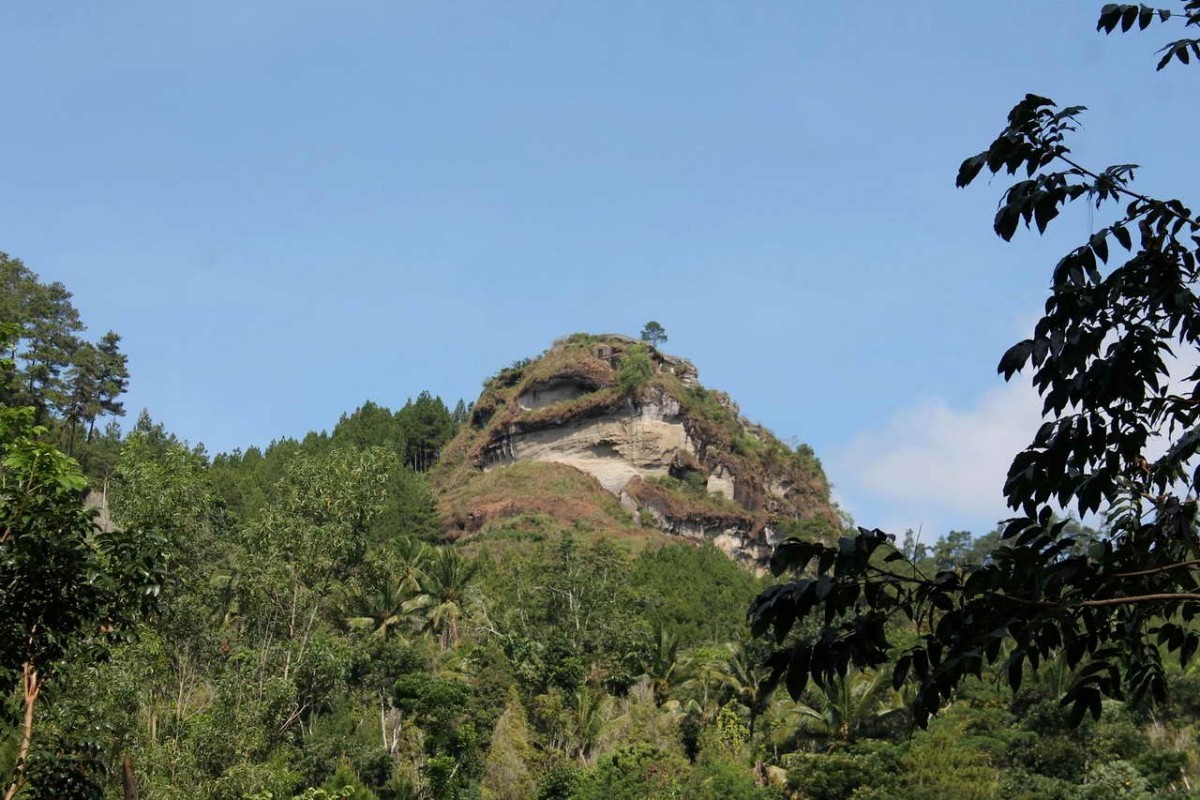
xmin=15 ymin=279 xmax=83 ymax=421
xmin=61 ymin=342 xmax=100 ymax=454
xmin=93 ymin=331 xmax=129 ymax=436
xmin=451 ymin=398 xmax=469 ymax=425
xmin=396 ymin=391 xmax=455 ymax=472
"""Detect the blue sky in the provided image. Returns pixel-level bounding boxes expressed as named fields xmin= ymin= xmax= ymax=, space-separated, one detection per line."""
xmin=3 ymin=2 xmax=1197 ymax=540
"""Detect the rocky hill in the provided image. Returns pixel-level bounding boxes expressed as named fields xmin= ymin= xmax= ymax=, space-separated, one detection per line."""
xmin=430 ymin=333 xmax=839 ymax=567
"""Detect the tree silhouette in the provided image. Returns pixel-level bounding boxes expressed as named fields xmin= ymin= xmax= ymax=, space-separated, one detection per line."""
xmin=639 ymin=321 xmax=668 ymax=347
xmin=752 ymin=1 xmax=1200 ymax=728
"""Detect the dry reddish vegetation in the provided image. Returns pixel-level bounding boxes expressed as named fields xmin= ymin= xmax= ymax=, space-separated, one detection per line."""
xmin=431 ymin=333 xmax=839 ymax=546
xmin=438 ymin=460 xmax=640 ymax=540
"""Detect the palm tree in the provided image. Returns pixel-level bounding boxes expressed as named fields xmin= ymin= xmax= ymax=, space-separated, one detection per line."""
xmin=390 ymin=536 xmax=429 ymax=595
xmin=568 ymin=686 xmax=619 ymax=764
xmin=781 ymin=669 xmax=907 ymax=742
xmin=638 ymin=624 xmax=682 ymax=705
xmin=335 ymin=539 xmax=429 ymax=640
xmin=714 ymin=640 xmax=773 ymax=736
xmin=337 ymin=573 xmax=412 ymax=640
xmin=676 ymin=644 xmax=730 ymax=719
xmin=404 ymin=547 xmax=474 ymax=649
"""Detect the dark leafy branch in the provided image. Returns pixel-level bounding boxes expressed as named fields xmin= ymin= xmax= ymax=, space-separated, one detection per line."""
xmin=752 ymin=2 xmax=1200 ymax=730
xmin=1095 ymin=3 xmax=1200 ymax=69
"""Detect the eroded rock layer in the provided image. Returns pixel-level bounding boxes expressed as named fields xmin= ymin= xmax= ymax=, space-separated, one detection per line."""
xmin=432 ymin=334 xmax=839 ymax=567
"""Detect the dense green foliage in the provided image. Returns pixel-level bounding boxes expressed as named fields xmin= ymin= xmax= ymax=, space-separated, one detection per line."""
xmin=1 ymin=254 xmax=129 ymax=477
xmin=210 ymin=399 xmax=453 ymax=527
xmin=1 ymin=393 xmax=799 ymax=797
xmin=7 ymin=354 xmax=1200 ymax=797
xmin=615 ymin=344 xmax=653 ymax=395
xmin=0 ymin=325 xmax=164 ymax=799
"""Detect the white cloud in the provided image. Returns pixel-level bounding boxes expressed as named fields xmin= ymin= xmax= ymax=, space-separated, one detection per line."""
xmin=831 ymin=344 xmax=1200 ymax=537
xmin=833 ymin=379 xmax=1042 ymax=529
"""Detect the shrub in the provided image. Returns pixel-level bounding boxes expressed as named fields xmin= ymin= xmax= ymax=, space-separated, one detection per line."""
xmin=570 ymin=743 xmax=689 ymax=800
xmin=558 ymin=332 xmax=600 ymax=348
xmin=1133 ymin=749 xmax=1188 ymax=791
xmin=616 ymin=345 xmax=653 ymax=394
xmin=996 ymin=770 xmax=1081 ymax=800
xmin=1081 ymin=761 xmax=1152 ymax=800
xmin=788 ymin=752 xmax=894 ymax=800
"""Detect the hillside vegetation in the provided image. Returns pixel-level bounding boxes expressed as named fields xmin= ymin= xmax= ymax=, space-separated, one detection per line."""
xmin=6 ymin=287 xmax=1200 ymax=800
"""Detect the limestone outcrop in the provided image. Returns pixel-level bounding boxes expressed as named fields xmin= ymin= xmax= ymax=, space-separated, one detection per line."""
xmin=484 ymin=388 xmax=686 ymax=493
xmin=432 ymin=333 xmax=838 ymax=567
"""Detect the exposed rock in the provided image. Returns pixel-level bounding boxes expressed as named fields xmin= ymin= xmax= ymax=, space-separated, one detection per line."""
xmin=706 ymin=466 xmax=736 ymax=501
xmin=84 ymin=489 xmax=114 ymax=533
xmin=675 ymin=359 xmax=699 ymax=387
xmin=518 ymin=377 xmax=596 ymax=410
xmin=432 ymin=334 xmax=839 ymax=568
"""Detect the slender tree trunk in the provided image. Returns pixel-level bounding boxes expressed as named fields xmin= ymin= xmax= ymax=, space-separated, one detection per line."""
xmin=176 ymin=649 xmax=188 ymax=725
xmin=380 ymin=695 xmax=388 ymax=750
xmin=283 ymin=582 xmax=299 ymax=682
xmin=3 ymin=659 xmax=42 ymax=800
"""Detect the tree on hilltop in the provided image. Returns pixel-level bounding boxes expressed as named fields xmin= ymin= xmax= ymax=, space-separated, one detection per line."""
xmin=640 ymin=321 xmax=668 ymax=348
xmin=397 ymin=391 xmax=455 ymax=472
xmin=0 ymin=254 xmax=130 ymax=454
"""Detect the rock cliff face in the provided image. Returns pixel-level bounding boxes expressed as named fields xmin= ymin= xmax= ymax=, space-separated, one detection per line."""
xmin=485 ymin=387 xmax=686 ymax=494
xmin=432 ymin=334 xmax=839 ymax=568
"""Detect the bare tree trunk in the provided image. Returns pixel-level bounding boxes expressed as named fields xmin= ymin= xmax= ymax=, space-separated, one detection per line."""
xmin=3 ymin=659 xmax=42 ymax=800
xmin=380 ymin=695 xmax=388 ymax=750
xmin=283 ymin=582 xmax=299 ymax=681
